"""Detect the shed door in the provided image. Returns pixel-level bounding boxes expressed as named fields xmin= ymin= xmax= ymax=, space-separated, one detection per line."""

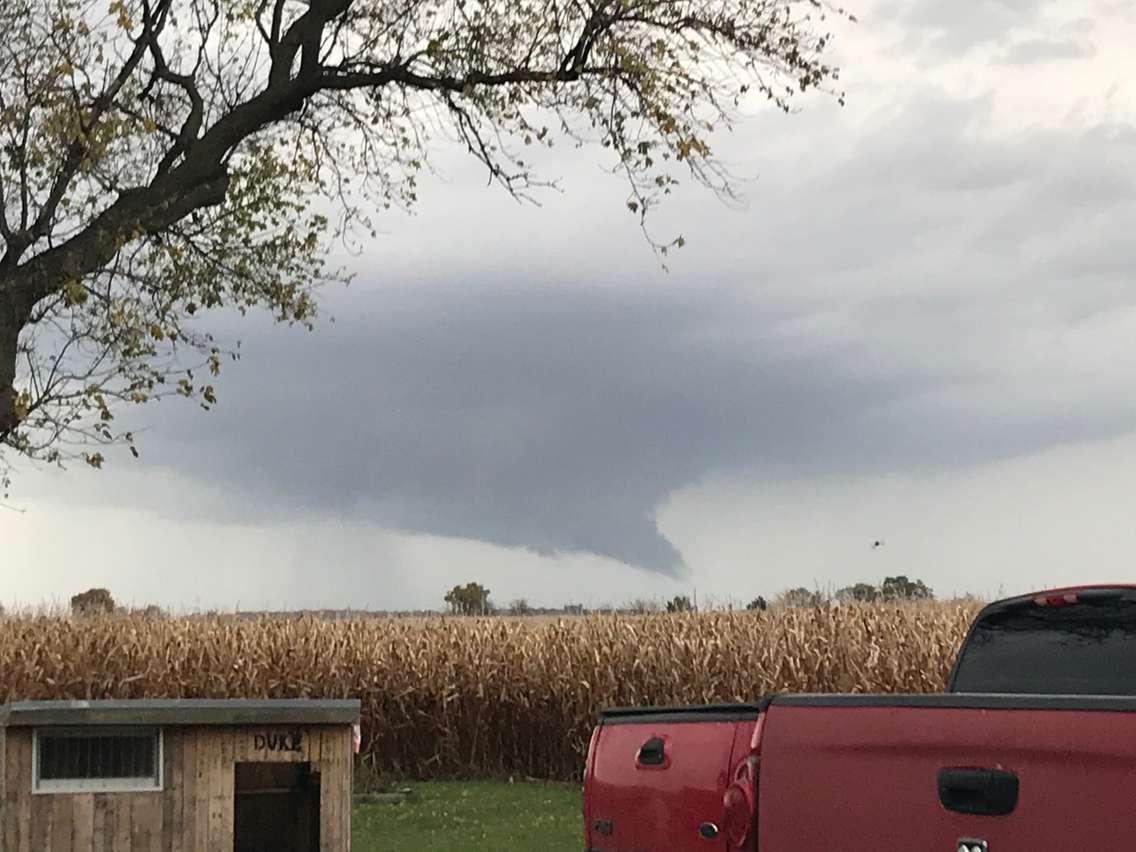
xmin=233 ymin=762 xmax=320 ymax=852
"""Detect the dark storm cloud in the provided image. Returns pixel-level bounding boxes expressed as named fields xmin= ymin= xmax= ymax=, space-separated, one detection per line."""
xmin=143 ymin=283 xmax=929 ymax=577
xmin=101 ymin=86 xmax=1136 ymax=577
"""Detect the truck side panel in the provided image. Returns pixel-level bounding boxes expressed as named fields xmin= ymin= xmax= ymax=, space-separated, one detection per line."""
xmin=759 ymin=700 xmax=1136 ymax=850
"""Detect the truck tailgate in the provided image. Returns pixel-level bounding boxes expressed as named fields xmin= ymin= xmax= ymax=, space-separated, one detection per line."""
xmin=585 ymin=704 xmax=759 ymax=851
xmin=759 ymin=694 xmax=1136 ymax=850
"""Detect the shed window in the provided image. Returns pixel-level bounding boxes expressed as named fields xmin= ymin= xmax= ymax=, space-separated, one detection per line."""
xmin=33 ymin=728 xmax=162 ymax=793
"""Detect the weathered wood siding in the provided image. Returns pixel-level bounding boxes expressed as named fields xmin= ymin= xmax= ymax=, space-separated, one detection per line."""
xmin=2 ymin=726 xmax=352 ymax=851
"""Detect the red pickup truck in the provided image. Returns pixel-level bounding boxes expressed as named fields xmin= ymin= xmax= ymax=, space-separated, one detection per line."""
xmin=583 ymin=585 xmax=1136 ymax=851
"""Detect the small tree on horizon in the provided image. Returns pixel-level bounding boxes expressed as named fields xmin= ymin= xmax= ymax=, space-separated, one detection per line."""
xmin=774 ymin=586 xmax=825 ymax=608
xmin=835 ymin=582 xmax=880 ymax=604
xmin=880 ymin=575 xmax=933 ymax=601
xmin=666 ymin=594 xmax=694 ymax=613
xmin=443 ymin=582 xmax=493 ymax=616
xmin=624 ymin=598 xmax=662 ymax=615
xmin=70 ymin=587 xmax=115 ymax=616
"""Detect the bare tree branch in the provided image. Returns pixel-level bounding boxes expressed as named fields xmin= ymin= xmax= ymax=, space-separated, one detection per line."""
xmin=0 ymin=0 xmax=847 ymax=471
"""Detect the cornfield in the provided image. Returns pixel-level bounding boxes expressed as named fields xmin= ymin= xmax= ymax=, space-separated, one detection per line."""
xmin=0 ymin=602 xmax=979 ymax=780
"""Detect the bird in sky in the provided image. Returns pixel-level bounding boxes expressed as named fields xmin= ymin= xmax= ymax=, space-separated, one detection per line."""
xmin=871 ymin=540 xmax=885 ymax=549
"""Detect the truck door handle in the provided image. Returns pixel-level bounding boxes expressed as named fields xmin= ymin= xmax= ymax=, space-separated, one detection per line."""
xmin=937 ymin=767 xmax=1019 ymax=816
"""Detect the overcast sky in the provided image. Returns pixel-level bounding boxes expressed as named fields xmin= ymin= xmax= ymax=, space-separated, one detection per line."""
xmin=5 ymin=0 xmax=1136 ymax=611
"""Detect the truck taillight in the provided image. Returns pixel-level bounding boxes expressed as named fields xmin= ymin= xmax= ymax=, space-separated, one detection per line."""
xmin=584 ymin=725 xmax=601 ymax=775
xmin=723 ymin=754 xmax=759 ymax=849
xmin=725 ymin=713 xmax=765 ymax=850
xmin=749 ymin=712 xmax=766 ymax=751
xmin=582 ymin=725 xmax=601 ymax=841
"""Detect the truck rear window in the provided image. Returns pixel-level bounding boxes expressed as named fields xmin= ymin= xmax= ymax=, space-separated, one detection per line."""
xmin=951 ymin=595 xmax=1136 ymax=695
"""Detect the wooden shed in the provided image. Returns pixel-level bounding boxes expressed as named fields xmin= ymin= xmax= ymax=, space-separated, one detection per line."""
xmin=0 ymin=698 xmax=360 ymax=851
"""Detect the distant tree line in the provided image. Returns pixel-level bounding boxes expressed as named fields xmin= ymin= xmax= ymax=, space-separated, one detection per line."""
xmin=438 ymin=575 xmax=935 ymax=617
xmin=772 ymin=576 xmax=934 ymax=609
xmin=61 ymin=577 xmax=934 ymax=622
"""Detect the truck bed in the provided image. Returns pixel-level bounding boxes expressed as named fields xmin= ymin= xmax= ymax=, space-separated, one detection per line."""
xmin=759 ymin=693 xmax=1136 ymax=850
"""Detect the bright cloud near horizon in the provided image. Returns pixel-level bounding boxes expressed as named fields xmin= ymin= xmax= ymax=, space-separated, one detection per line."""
xmin=5 ymin=0 xmax=1136 ymax=611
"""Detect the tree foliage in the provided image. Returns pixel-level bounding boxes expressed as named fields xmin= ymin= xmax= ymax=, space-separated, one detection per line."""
xmin=624 ymin=597 xmax=662 ymax=614
xmin=879 ymin=574 xmax=932 ymax=602
xmin=70 ymin=586 xmax=116 ymax=615
xmin=774 ymin=586 xmax=824 ymax=608
xmin=444 ymin=581 xmax=492 ymax=615
xmin=834 ymin=576 xmax=933 ymax=603
xmin=665 ymin=593 xmax=693 ymax=612
xmin=834 ymin=581 xmax=878 ymax=603
xmin=0 ymin=0 xmax=845 ymax=476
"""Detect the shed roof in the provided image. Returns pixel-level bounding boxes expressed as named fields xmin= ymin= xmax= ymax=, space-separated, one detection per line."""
xmin=0 ymin=698 xmax=360 ymax=727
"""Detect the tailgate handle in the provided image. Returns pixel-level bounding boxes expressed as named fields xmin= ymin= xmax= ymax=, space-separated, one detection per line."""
xmin=938 ymin=767 xmax=1019 ymax=816
xmin=636 ymin=736 xmax=667 ymax=767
